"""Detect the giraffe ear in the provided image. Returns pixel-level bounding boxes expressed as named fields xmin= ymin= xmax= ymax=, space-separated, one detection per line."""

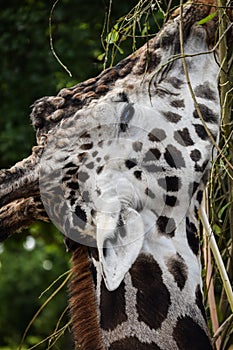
xmin=96 ymin=208 xmax=144 ymax=291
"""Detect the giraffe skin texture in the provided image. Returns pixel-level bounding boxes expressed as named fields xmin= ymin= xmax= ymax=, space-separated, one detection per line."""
xmin=34 ymin=1 xmax=232 ymax=350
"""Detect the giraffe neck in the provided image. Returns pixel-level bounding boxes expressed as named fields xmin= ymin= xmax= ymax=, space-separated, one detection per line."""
xmin=91 ymin=11 xmax=220 ymax=348
xmin=94 ymin=211 xmax=212 ymax=350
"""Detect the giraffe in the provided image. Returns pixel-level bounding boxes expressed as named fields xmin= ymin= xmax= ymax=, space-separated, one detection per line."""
xmin=0 ymin=0 xmax=231 ymax=349
xmin=36 ymin=1 xmax=229 ymax=349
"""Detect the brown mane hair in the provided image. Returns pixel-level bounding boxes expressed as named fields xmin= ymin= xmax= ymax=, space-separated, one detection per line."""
xmin=69 ymin=245 xmax=104 ymax=350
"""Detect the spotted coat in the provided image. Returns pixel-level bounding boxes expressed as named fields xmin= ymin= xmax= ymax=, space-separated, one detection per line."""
xmin=38 ymin=2 xmax=222 ymax=349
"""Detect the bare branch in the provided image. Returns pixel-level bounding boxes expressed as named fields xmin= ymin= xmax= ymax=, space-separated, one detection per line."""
xmin=0 ymin=197 xmax=48 ymax=241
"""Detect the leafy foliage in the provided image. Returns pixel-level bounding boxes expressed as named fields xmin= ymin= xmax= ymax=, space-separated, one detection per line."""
xmin=0 ymin=224 xmax=71 ymax=349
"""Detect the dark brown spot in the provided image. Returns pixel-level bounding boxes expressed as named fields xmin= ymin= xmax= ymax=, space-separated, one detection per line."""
xmin=193 ymin=124 xmax=208 ymax=140
xmin=193 ymin=104 xmax=218 ymax=124
xmin=118 ymin=91 xmax=129 ymax=102
xmin=78 ymin=171 xmax=90 ymax=182
xmin=126 ymin=84 xmax=134 ymax=90
xmin=170 ymin=99 xmax=185 ymax=108
xmin=164 ymin=145 xmax=185 ymax=168
xmin=70 ymin=196 xmax=76 ymax=206
xmin=186 ymin=217 xmax=199 ymax=255
xmin=131 ymin=254 xmax=170 ymax=330
xmin=132 ymin=141 xmax=143 ymax=152
xmin=145 ymin=187 xmax=155 ymax=199
xmin=80 ymin=142 xmax=93 ymax=150
xmin=120 ymin=103 xmax=135 ymax=131
xmin=78 ymin=152 xmax=88 ymax=161
xmin=190 ymin=149 xmax=201 ymax=162
xmin=100 ymin=280 xmax=127 ymax=331
xmin=156 ymin=216 xmax=176 ymax=237
xmin=66 ymin=168 xmax=78 ymax=175
xmin=163 ymin=111 xmax=182 ymax=123
xmin=109 ymin=337 xmax=162 ymax=350
xmin=143 ymin=148 xmax=161 ymax=162
xmin=80 ymin=131 xmax=91 ymax=138
xmin=134 ymin=170 xmax=142 ymax=180
xmin=148 ymin=128 xmax=166 ymax=142
xmin=173 ymin=316 xmax=212 ymax=350
xmin=144 ymin=164 xmax=162 ymax=173
xmin=70 ymin=190 xmax=75 ymax=197
xmin=63 ymin=161 xmax=77 ymax=169
xmin=62 ymin=176 xmax=71 ymax=182
xmin=104 ymin=155 xmax=110 ymax=161
xmin=97 ymin=140 xmax=104 ymax=148
xmin=174 ymin=128 xmax=194 ymax=146
xmin=158 ymin=176 xmax=181 ymax=192
xmin=166 ymin=253 xmax=188 ymax=290
xmin=96 ymin=166 xmax=104 ymax=174
xmin=67 ymin=181 xmax=79 ymax=190
xmin=164 ymin=195 xmax=178 ymax=207
xmin=86 ymin=162 xmax=94 ymax=169
xmin=82 ymin=190 xmax=90 ymax=202
xmin=125 ymin=159 xmax=137 ymax=169
xmin=194 ymin=82 xmax=216 ymax=101
xmin=74 ymin=205 xmax=87 ymax=229
xmin=92 ymin=151 xmax=98 ymax=157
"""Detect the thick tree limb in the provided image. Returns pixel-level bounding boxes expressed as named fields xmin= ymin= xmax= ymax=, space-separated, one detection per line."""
xmin=0 ymin=196 xmax=48 ymax=241
xmin=0 ymin=146 xmax=48 ymax=240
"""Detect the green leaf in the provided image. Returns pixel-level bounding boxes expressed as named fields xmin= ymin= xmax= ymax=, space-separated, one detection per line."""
xmin=97 ymin=52 xmax=106 ymax=61
xmin=115 ymin=44 xmax=124 ymax=55
xmin=218 ymin=202 xmax=231 ymax=220
xmin=213 ymin=224 xmax=221 ymax=235
xmin=106 ymin=25 xmax=119 ymax=44
xmin=198 ymin=12 xmax=217 ymax=25
xmin=142 ymin=23 xmax=150 ymax=37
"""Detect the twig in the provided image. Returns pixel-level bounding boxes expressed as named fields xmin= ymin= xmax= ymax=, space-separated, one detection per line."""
xmin=200 ymin=201 xmax=233 ymax=313
xmin=203 ymin=193 xmax=221 ymax=349
xmin=213 ymin=314 xmax=233 ymax=343
xmin=49 ymin=0 xmax=72 ymax=77
xmin=18 ymin=272 xmax=71 ymax=350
